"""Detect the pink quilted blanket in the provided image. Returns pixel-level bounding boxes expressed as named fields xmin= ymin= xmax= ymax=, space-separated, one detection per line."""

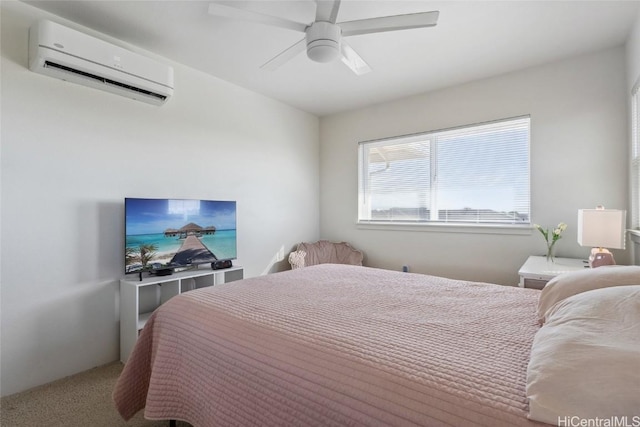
xmin=113 ymin=264 xmax=548 ymax=426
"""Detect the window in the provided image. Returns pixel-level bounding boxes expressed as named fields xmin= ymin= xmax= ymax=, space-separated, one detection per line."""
xmin=632 ymin=83 xmax=640 ymax=229
xmin=358 ymin=117 xmax=530 ymax=226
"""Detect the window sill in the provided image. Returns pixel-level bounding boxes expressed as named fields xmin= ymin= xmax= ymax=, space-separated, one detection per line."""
xmin=356 ymin=221 xmax=533 ymax=235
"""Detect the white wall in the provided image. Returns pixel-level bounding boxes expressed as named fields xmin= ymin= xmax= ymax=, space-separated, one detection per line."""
xmin=626 ymin=8 xmax=640 ymax=91
xmin=0 ymin=1 xmax=319 ymax=396
xmin=320 ymin=47 xmax=629 ymax=285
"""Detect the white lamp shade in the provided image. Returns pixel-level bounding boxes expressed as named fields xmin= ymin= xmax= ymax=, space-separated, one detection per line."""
xmin=577 ymin=209 xmax=626 ymax=249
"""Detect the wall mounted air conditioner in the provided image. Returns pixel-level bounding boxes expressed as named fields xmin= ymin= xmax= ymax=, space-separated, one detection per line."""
xmin=28 ymin=20 xmax=174 ymax=106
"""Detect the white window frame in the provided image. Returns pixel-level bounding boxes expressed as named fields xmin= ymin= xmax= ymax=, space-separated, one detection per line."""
xmin=631 ymin=80 xmax=640 ymax=230
xmin=357 ymin=116 xmax=531 ymax=233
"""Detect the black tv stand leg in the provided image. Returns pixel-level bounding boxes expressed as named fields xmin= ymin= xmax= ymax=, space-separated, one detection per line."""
xmin=169 ymin=420 xmax=176 ymax=427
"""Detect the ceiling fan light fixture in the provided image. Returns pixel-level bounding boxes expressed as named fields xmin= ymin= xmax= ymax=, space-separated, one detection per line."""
xmin=307 ymin=40 xmax=339 ymax=62
xmin=306 ymin=21 xmax=341 ymax=63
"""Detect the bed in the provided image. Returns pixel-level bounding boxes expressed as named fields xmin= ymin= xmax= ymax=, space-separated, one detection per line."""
xmin=113 ymin=263 xmax=640 ymax=426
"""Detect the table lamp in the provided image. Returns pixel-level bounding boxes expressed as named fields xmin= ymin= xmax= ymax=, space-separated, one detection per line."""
xmin=577 ymin=206 xmax=626 ymax=268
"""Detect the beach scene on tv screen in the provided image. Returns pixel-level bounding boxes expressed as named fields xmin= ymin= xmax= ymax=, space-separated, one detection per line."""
xmin=125 ymin=198 xmax=237 ymax=273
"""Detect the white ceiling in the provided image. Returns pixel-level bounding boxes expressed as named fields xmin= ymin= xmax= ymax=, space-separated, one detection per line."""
xmin=24 ymin=1 xmax=640 ymax=116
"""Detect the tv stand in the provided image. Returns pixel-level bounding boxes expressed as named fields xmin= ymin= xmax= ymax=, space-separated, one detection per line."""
xmin=120 ymin=265 xmax=244 ymax=363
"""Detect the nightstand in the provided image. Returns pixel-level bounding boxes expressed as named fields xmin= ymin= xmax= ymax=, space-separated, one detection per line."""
xmin=518 ymin=255 xmax=588 ymax=289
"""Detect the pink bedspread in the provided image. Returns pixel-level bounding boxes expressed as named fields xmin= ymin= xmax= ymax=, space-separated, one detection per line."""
xmin=114 ymin=264 xmax=548 ymax=426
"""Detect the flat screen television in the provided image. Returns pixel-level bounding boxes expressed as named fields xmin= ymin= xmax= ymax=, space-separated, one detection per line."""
xmin=125 ymin=198 xmax=237 ymax=274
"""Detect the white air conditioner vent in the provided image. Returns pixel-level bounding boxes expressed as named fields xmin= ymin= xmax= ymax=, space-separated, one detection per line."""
xmin=43 ymin=61 xmax=169 ymax=103
xmin=29 ymin=20 xmax=173 ymax=106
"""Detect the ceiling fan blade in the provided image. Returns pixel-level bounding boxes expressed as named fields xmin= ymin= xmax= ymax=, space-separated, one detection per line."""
xmin=261 ymin=38 xmax=307 ymax=71
xmin=315 ymin=0 xmax=341 ymax=24
xmin=340 ymin=40 xmax=371 ymax=76
xmin=208 ymin=2 xmax=308 ymax=33
xmin=340 ymin=10 xmax=439 ymax=37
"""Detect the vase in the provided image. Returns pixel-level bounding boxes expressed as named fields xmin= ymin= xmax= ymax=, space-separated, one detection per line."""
xmin=546 ymin=243 xmax=555 ymax=262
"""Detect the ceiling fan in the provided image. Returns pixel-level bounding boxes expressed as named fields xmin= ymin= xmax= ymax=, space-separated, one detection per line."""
xmin=207 ymin=0 xmax=439 ymax=75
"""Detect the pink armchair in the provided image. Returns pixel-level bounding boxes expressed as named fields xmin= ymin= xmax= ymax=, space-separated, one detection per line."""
xmin=288 ymin=240 xmax=364 ymax=269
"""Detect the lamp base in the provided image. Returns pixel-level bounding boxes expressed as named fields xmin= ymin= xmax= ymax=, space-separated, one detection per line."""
xmin=589 ymin=248 xmax=616 ymax=268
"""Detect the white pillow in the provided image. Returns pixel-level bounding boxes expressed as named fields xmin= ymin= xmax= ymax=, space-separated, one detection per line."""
xmin=527 ymin=285 xmax=640 ymax=425
xmin=537 ymin=265 xmax=640 ymax=323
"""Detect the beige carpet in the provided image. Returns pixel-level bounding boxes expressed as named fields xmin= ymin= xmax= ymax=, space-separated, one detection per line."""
xmin=1 ymin=362 xmax=191 ymax=427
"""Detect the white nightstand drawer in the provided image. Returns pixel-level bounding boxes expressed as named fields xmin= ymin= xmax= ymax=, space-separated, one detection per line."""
xmin=522 ymin=278 xmax=548 ymax=290
xmin=518 ymin=256 xmax=587 ymax=289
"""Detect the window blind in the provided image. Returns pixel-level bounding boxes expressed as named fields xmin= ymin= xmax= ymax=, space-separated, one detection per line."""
xmin=358 ymin=117 xmax=530 ymax=225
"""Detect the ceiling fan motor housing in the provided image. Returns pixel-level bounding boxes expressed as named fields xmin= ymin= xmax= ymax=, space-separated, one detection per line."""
xmin=306 ymin=22 xmax=341 ymax=63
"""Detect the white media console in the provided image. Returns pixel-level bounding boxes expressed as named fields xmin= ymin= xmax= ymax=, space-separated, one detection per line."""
xmin=120 ymin=265 xmax=244 ymax=363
